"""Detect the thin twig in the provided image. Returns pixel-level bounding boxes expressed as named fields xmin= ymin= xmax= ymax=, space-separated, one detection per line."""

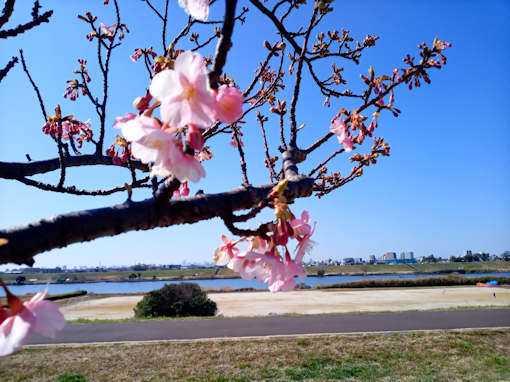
xmin=232 ymin=126 xmax=250 ymax=186
xmin=19 ymin=49 xmax=47 ymax=120
xmin=0 ymin=56 xmax=18 ymax=83
xmin=15 ymin=175 xmax=151 ymax=196
xmin=308 ymin=148 xmax=344 ymax=176
xmin=289 ymin=4 xmax=317 ymax=148
xmin=257 ymin=113 xmax=278 ymax=182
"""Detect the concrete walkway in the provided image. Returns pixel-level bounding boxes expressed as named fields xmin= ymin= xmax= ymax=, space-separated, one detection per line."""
xmin=27 ymin=309 xmax=510 ymax=345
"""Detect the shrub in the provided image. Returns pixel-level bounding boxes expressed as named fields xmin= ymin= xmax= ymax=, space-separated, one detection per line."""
xmin=134 ymin=282 xmax=217 ymax=318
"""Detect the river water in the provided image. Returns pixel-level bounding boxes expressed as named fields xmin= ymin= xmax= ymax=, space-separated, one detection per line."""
xmin=2 ymin=272 xmax=509 ymax=296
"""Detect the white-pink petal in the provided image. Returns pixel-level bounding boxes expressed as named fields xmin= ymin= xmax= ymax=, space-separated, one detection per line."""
xmin=29 ymin=300 xmax=66 ymax=338
xmin=178 ymin=0 xmax=209 ymax=21
xmin=0 ymin=314 xmax=32 ymax=356
xmin=149 ymin=70 xmax=180 ymax=101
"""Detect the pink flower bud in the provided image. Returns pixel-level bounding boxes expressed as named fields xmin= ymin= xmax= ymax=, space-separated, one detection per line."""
xmin=186 ymin=124 xmax=205 ymax=151
xmin=215 ymin=85 xmax=244 ymax=124
xmin=133 ymin=93 xmax=152 ymax=112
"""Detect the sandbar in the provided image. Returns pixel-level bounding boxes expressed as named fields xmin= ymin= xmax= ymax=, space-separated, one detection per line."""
xmin=59 ymin=286 xmax=510 ymax=320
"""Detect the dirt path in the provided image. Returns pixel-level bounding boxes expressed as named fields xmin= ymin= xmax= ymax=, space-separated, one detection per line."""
xmin=60 ymin=286 xmax=510 ymax=320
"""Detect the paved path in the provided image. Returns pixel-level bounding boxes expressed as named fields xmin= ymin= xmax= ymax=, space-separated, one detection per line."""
xmin=27 ymin=309 xmax=510 ymax=345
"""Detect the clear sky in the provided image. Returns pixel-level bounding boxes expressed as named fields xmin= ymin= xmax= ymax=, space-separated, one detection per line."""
xmin=0 ymin=0 xmax=509 ymax=270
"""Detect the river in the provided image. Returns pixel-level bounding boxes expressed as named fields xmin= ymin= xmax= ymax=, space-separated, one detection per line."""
xmin=2 ymin=272 xmax=509 ymax=296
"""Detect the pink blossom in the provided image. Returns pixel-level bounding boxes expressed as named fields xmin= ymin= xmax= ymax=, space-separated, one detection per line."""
xmin=121 ymin=115 xmax=205 ymax=182
xmin=186 ymin=124 xmax=205 ymax=151
xmin=215 ymin=85 xmax=244 ymax=124
xmin=150 ymin=51 xmax=216 ymax=129
xmin=289 ymin=211 xmax=312 ymax=237
xmin=330 ymin=119 xmax=354 ymax=152
xmin=99 ymin=23 xmax=114 ymax=41
xmin=273 ymin=219 xmax=293 ymax=246
xmin=214 ymin=235 xmax=240 ymax=266
xmin=178 ymin=0 xmax=209 ymax=21
xmin=172 ymin=182 xmax=190 ymax=199
xmin=133 ymin=93 xmax=152 ymax=112
xmin=0 ymin=283 xmax=65 ymax=356
xmin=130 ymin=48 xmax=143 ymax=62
xmin=113 ymin=113 xmax=137 ymax=129
xmin=195 ymin=147 xmax=213 ymax=162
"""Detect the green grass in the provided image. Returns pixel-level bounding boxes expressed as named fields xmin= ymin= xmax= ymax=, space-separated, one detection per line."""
xmin=317 ymin=275 xmax=510 ymax=289
xmin=1 ymin=330 xmax=508 ymax=381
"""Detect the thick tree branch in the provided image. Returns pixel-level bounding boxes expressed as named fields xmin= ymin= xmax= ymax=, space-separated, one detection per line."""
xmin=0 ymin=176 xmax=314 ymax=266
xmin=0 ymin=155 xmax=149 ymax=179
xmin=208 ymin=0 xmax=238 ymax=88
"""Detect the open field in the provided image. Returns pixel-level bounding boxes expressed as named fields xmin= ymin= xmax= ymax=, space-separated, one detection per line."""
xmin=1 ymin=329 xmax=508 ymax=381
xmin=2 ymin=261 xmax=510 ymax=285
xmin=58 ymin=286 xmax=510 ymax=320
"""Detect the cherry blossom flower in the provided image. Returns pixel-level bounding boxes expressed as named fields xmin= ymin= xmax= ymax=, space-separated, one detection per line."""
xmin=178 ymin=0 xmax=210 ymax=21
xmin=186 ymin=124 xmax=205 ymax=151
xmin=215 ymin=85 xmax=244 ymax=124
xmin=214 ymin=208 xmax=316 ymax=292
xmin=214 ymin=235 xmax=239 ymax=266
xmin=133 ymin=93 xmax=152 ymax=112
xmin=330 ymin=118 xmax=353 ymax=152
xmin=172 ymin=182 xmax=190 ymax=199
xmin=121 ymin=115 xmax=205 ymax=182
xmin=150 ymin=51 xmax=216 ymax=129
xmin=113 ymin=112 xmax=137 ymax=129
xmin=99 ymin=23 xmax=114 ymax=42
xmin=0 ymin=282 xmax=65 ymax=356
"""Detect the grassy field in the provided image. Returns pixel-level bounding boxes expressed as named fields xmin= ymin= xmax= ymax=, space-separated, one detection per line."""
xmin=316 ymin=275 xmax=510 ymax=289
xmin=0 ymin=329 xmax=508 ymax=381
xmin=1 ymin=261 xmax=509 ymax=285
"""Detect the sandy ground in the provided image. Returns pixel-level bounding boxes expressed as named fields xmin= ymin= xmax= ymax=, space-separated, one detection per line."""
xmin=59 ymin=286 xmax=510 ymax=320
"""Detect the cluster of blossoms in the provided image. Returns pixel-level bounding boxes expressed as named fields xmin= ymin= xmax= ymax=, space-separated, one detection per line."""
xmin=85 ymin=22 xmax=129 ymax=42
xmin=130 ymin=47 xmax=157 ymax=63
xmin=1 ymin=280 xmax=65 ymax=356
xmin=42 ymin=106 xmax=93 ymax=150
xmin=214 ymin=181 xmax=316 ymax=292
xmin=106 ymin=134 xmax=132 ymax=165
xmin=64 ymin=60 xmax=91 ymax=101
xmin=115 ymin=50 xmax=244 ymax=182
xmin=329 ymin=108 xmax=375 ymax=152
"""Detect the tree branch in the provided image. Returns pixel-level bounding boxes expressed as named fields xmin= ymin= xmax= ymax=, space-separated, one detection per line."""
xmin=0 ymin=7 xmax=52 ymax=39
xmin=0 ymin=155 xmax=149 ymax=179
xmin=0 ymin=56 xmax=18 ymax=83
xmin=208 ymin=0 xmax=238 ymax=89
xmin=0 ymin=176 xmax=314 ymax=266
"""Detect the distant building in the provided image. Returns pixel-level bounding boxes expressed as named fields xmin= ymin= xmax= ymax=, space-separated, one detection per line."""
xmin=342 ymin=257 xmax=354 ymax=265
xmin=368 ymin=255 xmax=376 ymax=264
xmin=381 ymin=252 xmax=396 ymax=261
xmin=464 ymin=250 xmax=472 ymax=256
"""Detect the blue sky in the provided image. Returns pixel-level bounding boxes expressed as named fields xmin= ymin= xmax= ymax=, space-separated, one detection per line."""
xmin=0 ymin=0 xmax=509 ymax=270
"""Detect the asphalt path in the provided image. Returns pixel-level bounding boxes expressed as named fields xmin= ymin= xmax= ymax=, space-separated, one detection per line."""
xmin=27 ymin=309 xmax=510 ymax=345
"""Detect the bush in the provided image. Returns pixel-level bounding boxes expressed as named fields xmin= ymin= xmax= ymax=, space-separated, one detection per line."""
xmin=134 ymin=282 xmax=217 ymax=318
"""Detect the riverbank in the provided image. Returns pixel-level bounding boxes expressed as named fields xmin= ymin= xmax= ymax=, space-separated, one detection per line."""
xmin=58 ymin=286 xmax=510 ymax=320
xmin=3 ymin=261 xmax=510 ymax=285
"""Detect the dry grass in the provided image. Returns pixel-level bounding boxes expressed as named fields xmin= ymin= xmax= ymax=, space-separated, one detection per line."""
xmin=0 ymin=329 xmax=509 ymax=381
